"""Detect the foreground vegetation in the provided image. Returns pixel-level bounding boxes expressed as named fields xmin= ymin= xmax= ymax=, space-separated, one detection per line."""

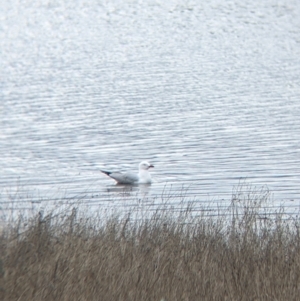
xmin=0 ymin=186 xmax=300 ymax=300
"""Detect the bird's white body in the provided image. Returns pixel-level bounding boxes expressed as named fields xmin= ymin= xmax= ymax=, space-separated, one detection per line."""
xmin=137 ymin=168 xmax=152 ymax=184
xmin=100 ymin=161 xmax=154 ymax=184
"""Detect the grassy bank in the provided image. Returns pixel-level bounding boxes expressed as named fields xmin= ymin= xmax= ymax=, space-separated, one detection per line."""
xmin=0 ymin=187 xmax=300 ymax=300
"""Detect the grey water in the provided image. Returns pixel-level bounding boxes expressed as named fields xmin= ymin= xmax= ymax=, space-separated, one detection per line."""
xmin=1 ymin=0 xmax=300 ymax=217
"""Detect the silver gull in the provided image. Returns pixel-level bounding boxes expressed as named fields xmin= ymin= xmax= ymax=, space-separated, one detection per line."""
xmin=100 ymin=161 xmax=154 ymax=184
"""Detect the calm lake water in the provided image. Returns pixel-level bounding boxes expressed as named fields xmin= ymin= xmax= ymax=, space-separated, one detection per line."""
xmin=1 ymin=0 xmax=300 ymax=217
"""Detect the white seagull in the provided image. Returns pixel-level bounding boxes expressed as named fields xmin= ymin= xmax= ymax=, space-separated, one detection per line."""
xmin=100 ymin=161 xmax=154 ymax=184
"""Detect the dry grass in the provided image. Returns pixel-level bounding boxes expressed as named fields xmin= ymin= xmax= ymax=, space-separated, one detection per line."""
xmin=1 ymin=186 xmax=300 ymax=300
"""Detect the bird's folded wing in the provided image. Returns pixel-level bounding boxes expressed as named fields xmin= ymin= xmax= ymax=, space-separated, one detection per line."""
xmin=108 ymin=172 xmax=139 ymax=184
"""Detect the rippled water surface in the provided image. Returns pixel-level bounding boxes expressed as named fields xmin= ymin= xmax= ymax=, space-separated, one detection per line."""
xmin=1 ymin=0 xmax=300 ymax=215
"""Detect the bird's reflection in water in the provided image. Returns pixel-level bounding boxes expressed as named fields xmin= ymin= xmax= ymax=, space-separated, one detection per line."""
xmin=106 ymin=184 xmax=151 ymax=199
